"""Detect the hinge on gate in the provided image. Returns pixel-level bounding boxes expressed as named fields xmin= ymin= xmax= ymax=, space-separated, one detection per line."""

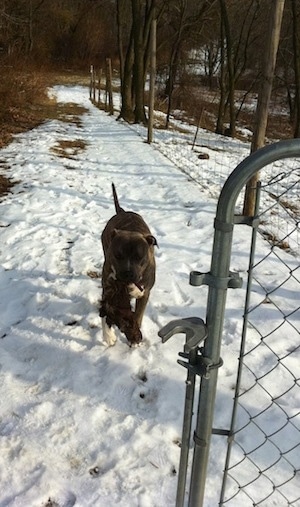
xmin=214 ymin=215 xmax=260 ymax=229
xmin=234 ymin=214 xmax=260 ymax=228
xmin=190 ymin=270 xmax=243 ymax=289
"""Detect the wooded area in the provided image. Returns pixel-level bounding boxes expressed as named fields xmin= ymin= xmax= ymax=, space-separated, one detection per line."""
xmin=0 ymin=0 xmax=299 ymax=139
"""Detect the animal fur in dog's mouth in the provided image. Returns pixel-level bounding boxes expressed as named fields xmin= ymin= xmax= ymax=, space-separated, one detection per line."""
xmin=133 ymin=281 xmax=144 ymax=291
xmin=127 ymin=282 xmax=145 ymax=298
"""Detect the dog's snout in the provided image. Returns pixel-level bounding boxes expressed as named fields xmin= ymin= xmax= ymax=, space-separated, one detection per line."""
xmin=122 ymin=270 xmax=134 ymax=281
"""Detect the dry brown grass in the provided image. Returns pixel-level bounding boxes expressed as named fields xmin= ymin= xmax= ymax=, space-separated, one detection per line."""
xmin=50 ymin=138 xmax=89 ymax=158
xmin=0 ymin=62 xmax=89 ymax=147
xmin=0 ymin=62 xmax=51 ymax=148
xmin=0 ymin=62 xmax=91 ymax=197
xmin=260 ymin=229 xmax=291 ymax=252
xmin=268 ymin=192 xmax=300 ymax=216
xmin=0 ymin=174 xmax=15 ymax=198
xmin=52 ymin=102 xmax=88 ymax=127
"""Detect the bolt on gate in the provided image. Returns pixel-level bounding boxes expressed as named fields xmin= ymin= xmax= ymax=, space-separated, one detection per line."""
xmin=159 ymin=139 xmax=300 ymax=506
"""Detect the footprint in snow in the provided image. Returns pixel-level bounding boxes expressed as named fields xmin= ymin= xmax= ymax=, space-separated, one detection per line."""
xmin=133 ymin=384 xmax=159 ymax=412
xmin=172 ymin=280 xmax=194 ymax=307
xmin=109 ymin=383 xmax=135 ymax=414
xmin=43 ymin=490 xmax=76 ymax=507
xmin=134 ymin=368 xmax=148 ymax=383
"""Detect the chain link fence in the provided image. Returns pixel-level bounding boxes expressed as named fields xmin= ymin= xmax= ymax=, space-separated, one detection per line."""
xmin=160 ymin=141 xmax=300 ymax=506
xmin=219 ymin=157 xmax=300 ymax=505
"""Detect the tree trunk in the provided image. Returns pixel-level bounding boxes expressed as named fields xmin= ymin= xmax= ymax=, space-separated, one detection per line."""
xmin=116 ymin=0 xmax=125 ymax=86
xmin=165 ymin=1 xmax=186 ymax=129
xmin=216 ymin=17 xmax=226 ymax=134
xmin=118 ymin=0 xmax=157 ymax=124
xmin=147 ymin=17 xmax=156 ymax=143
xmin=132 ymin=0 xmax=147 ymax=124
xmin=165 ymin=46 xmax=179 ymax=129
xmin=243 ymin=0 xmax=285 ymax=216
xmin=119 ymin=27 xmax=135 ymax=122
xmin=291 ymin=0 xmax=300 ymax=137
xmin=219 ymin=0 xmax=235 ymax=137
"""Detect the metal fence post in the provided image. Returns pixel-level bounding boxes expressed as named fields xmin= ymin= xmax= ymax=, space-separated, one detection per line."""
xmin=158 ymin=318 xmax=207 ymax=507
xmin=188 ymin=220 xmax=241 ymax=505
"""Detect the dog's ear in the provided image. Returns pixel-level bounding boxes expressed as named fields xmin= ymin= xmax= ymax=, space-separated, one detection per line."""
xmin=145 ymin=234 xmax=158 ymax=247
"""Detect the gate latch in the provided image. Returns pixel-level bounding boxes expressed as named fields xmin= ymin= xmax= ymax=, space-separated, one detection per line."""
xmin=158 ymin=316 xmax=207 ymax=352
xmin=158 ymin=317 xmax=222 ymax=379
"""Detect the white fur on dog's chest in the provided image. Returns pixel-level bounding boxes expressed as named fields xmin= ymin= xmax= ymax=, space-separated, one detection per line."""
xmin=127 ymin=283 xmax=145 ymax=299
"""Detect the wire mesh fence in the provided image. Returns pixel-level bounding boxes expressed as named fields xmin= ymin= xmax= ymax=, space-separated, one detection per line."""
xmin=219 ymin=159 xmax=300 ymax=506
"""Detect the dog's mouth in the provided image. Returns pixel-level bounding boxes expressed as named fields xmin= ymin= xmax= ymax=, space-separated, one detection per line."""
xmin=127 ymin=281 xmax=145 ymax=299
xmin=118 ymin=274 xmax=142 ymax=285
xmin=117 ymin=271 xmax=143 ymax=289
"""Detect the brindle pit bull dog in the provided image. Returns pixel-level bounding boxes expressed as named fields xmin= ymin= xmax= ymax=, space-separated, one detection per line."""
xmin=100 ymin=183 xmax=157 ymax=346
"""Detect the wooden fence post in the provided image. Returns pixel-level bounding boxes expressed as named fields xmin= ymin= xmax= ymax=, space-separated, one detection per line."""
xmin=147 ymin=18 xmax=157 ymax=144
xmin=98 ymin=68 xmax=102 ymax=105
xmin=89 ymin=65 xmax=94 ymax=100
xmin=106 ymin=58 xmax=114 ymax=115
xmin=93 ymin=69 xmax=96 ymax=102
xmin=192 ymin=108 xmax=204 ymax=150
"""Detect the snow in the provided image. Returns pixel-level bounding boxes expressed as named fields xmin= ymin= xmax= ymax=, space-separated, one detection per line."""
xmin=0 ymin=85 xmax=299 ymax=506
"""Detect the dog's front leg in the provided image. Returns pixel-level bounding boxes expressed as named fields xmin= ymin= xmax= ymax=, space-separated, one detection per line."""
xmin=101 ymin=317 xmax=117 ymax=346
xmin=100 ymin=293 xmax=117 ymax=347
xmin=134 ymin=290 xmax=150 ymax=328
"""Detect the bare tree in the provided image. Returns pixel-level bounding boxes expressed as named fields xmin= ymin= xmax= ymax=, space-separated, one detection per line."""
xmin=117 ymin=0 xmax=159 ymax=123
xmin=164 ymin=0 xmax=188 ymax=128
xmin=280 ymin=0 xmax=300 ymax=137
xmin=291 ymin=0 xmax=300 ymax=137
xmin=243 ymin=0 xmax=285 ymax=216
xmin=117 ymin=0 xmax=135 ymax=122
xmin=132 ymin=0 xmax=148 ymax=123
xmin=219 ymin=0 xmax=235 ymax=136
xmin=215 ymin=0 xmax=262 ymax=136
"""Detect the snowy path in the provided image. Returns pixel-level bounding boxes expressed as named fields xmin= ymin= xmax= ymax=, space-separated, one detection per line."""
xmin=0 ymin=86 xmax=225 ymax=506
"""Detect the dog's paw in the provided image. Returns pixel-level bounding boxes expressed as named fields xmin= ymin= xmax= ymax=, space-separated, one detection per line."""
xmin=129 ymin=341 xmax=142 ymax=349
xmin=102 ymin=317 xmax=117 ymax=346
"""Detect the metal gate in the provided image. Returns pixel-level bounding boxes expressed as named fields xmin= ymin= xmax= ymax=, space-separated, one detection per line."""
xmin=159 ymin=139 xmax=300 ymax=506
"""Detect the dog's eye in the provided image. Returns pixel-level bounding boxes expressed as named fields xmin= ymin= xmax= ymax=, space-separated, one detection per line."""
xmin=135 ymin=245 xmax=146 ymax=262
xmin=134 ymin=252 xmax=143 ymax=261
xmin=134 ymin=251 xmax=147 ymax=264
xmin=115 ymin=252 xmax=124 ymax=260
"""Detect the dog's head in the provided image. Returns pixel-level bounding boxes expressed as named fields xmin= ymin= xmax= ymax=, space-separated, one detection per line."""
xmin=109 ymin=229 xmax=157 ymax=284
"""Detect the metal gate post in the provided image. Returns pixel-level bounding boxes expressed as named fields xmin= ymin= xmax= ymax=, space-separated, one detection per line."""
xmin=158 ymin=318 xmax=208 ymax=507
xmin=188 ymin=218 xmax=242 ymax=506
